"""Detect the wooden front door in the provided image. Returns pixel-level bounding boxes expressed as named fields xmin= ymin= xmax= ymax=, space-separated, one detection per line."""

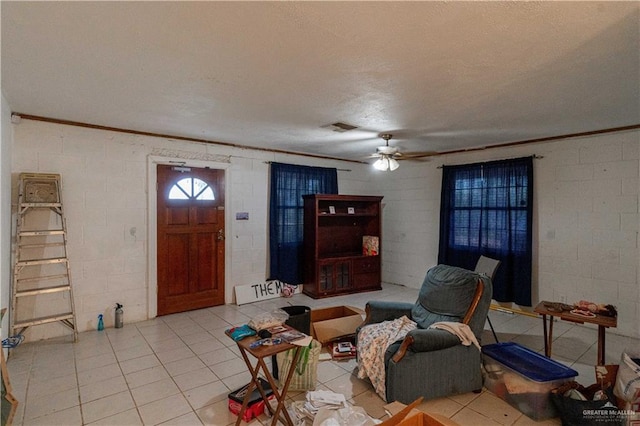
xmin=157 ymin=165 xmax=225 ymax=315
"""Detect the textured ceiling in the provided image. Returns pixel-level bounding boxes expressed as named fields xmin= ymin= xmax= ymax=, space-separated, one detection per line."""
xmin=2 ymin=1 xmax=639 ymax=161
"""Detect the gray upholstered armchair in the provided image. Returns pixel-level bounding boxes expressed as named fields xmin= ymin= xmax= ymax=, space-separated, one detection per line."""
xmin=359 ymin=264 xmax=492 ymax=403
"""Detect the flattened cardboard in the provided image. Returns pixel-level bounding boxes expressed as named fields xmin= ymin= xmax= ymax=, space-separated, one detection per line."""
xmin=310 ymin=306 xmax=364 ymax=345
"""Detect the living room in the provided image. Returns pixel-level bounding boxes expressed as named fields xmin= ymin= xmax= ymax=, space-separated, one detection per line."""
xmin=0 ymin=2 xmax=638 ymax=425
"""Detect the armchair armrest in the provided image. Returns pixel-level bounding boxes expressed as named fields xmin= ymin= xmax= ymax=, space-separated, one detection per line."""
xmin=364 ymin=301 xmax=413 ymax=325
xmin=391 ymin=328 xmax=461 ymax=363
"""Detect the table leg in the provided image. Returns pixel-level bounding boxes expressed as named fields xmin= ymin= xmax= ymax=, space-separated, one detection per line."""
xmin=268 ymin=346 xmax=302 ymax=426
xmin=255 ymin=356 xmax=296 ymax=426
xmin=547 ymin=315 xmax=554 ymax=358
xmin=253 ymin=358 xmax=277 ymax=417
xmin=234 ymin=347 xmax=258 ymax=426
xmin=234 ymin=345 xmax=302 ymax=426
xmin=540 ymin=313 xmax=555 ymax=358
xmin=597 ymin=325 xmax=606 ymax=365
xmin=541 ymin=314 xmax=549 ymax=357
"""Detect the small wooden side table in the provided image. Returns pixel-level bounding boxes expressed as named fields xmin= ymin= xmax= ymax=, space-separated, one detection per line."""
xmin=225 ymin=326 xmax=303 ymax=426
xmin=533 ymin=301 xmax=617 ymax=365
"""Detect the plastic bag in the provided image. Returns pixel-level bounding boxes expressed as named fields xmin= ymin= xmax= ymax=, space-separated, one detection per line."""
xmin=614 ymin=348 xmax=640 ymax=403
xmin=312 ymin=406 xmax=376 ymax=426
xmin=551 ymin=381 xmax=623 ymax=426
xmin=226 ymin=324 xmax=257 ymax=341
xmin=277 ymin=339 xmax=321 ymax=391
xmin=282 ymin=283 xmax=297 ymax=298
xmin=248 ymin=309 xmax=289 ymax=331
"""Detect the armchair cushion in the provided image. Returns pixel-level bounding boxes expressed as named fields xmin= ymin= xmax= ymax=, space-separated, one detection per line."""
xmin=411 ymin=264 xmax=480 ymax=329
xmin=404 ymin=328 xmax=462 ymax=352
xmin=364 ymin=301 xmax=413 ymax=325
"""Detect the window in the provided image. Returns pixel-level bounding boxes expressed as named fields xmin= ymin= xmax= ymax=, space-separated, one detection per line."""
xmin=168 ymin=178 xmax=215 ymax=200
xmin=269 ymin=163 xmax=338 ymax=285
xmin=450 ymin=171 xmax=529 ymax=252
xmin=438 ymin=157 xmax=533 ymax=306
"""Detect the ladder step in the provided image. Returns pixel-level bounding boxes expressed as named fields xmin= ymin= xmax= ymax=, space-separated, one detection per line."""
xmin=13 ymin=313 xmax=74 ymax=328
xmin=20 ymin=172 xmax=61 ymax=180
xmin=17 ymin=258 xmax=68 ymax=267
xmin=19 ymin=242 xmax=65 ymax=249
xmin=20 ymin=202 xmax=63 ymax=208
xmin=19 ymin=230 xmax=65 ymax=237
xmin=17 ymin=274 xmax=69 ymax=284
xmin=15 ymin=285 xmax=71 ymax=297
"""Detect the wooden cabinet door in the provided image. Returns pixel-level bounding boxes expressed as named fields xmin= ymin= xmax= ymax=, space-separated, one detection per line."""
xmin=318 ymin=262 xmax=334 ymax=293
xmin=318 ymin=260 xmax=352 ymax=295
xmin=352 ymin=256 xmax=380 ymax=289
xmin=334 ymin=261 xmax=351 ymax=292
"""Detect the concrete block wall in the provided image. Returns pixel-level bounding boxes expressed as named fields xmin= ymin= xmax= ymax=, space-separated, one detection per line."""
xmin=369 ymin=161 xmax=443 ymax=287
xmin=1 ymin=96 xmax=13 ymax=353
xmin=535 ymin=131 xmax=639 ymax=337
xmin=9 ymin=119 xmax=371 ymax=340
xmin=377 ymin=129 xmax=640 ymax=338
xmin=7 ymin=118 xmax=639 ymax=339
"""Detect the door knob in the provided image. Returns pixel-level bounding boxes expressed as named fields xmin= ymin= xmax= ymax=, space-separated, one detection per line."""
xmin=217 ymin=229 xmax=225 ymax=241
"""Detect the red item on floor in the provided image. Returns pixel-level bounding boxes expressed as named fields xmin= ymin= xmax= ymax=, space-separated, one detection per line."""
xmin=228 ymin=378 xmax=275 ymax=422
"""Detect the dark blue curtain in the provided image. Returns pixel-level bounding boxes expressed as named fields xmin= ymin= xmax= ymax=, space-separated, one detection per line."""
xmin=269 ymin=163 xmax=338 ymax=284
xmin=438 ymin=156 xmax=533 ymax=306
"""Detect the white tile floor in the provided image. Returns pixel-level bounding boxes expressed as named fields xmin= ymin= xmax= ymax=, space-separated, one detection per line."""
xmin=6 ymin=283 xmax=639 ymax=425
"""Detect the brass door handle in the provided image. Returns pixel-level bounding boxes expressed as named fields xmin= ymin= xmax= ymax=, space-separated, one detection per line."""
xmin=217 ymin=229 xmax=225 ymax=241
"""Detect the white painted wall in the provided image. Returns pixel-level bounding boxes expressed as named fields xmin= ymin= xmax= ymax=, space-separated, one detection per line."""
xmin=378 ymin=129 xmax=640 ymax=338
xmin=10 ymin=119 xmax=373 ymax=340
xmin=9 ymin=119 xmax=640 ymax=339
xmin=1 ymin=95 xmax=13 ymax=352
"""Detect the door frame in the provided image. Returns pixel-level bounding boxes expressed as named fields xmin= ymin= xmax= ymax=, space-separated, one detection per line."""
xmin=147 ymin=155 xmax=231 ymax=319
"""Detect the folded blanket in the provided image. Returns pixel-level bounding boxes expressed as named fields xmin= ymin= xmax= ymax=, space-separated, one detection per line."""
xmin=428 ymin=321 xmax=480 ymax=351
xmin=357 ymin=315 xmax=417 ymax=401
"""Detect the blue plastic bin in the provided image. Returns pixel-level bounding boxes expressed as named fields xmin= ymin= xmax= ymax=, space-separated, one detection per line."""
xmin=482 ymin=342 xmax=578 ymax=420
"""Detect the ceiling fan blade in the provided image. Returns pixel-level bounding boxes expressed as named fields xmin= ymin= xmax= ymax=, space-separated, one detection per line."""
xmin=396 ymin=151 xmax=439 ymax=160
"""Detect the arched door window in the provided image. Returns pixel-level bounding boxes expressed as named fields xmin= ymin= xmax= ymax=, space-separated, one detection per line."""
xmin=168 ymin=177 xmax=215 ymax=200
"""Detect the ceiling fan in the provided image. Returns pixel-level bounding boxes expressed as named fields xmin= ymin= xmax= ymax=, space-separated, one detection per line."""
xmin=370 ymin=134 xmax=401 ymax=171
xmin=369 ymin=133 xmax=437 ymax=171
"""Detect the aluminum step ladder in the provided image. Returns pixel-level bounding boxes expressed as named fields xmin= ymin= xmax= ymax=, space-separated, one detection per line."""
xmin=11 ymin=173 xmax=78 ymax=342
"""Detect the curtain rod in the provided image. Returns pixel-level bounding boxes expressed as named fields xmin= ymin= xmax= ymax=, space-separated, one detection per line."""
xmin=437 ymin=154 xmax=543 ymax=169
xmin=263 ymin=161 xmax=351 ymax=172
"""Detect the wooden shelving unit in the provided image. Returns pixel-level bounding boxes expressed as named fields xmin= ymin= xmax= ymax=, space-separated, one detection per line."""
xmin=302 ymin=194 xmax=383 ymax=298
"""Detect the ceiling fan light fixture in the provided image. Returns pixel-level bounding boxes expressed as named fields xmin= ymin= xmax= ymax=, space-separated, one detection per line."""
xmin=389 ymin=157 xmax=400 ymax=171
xmin=373 ymin=158 xmax=387 ymax=171
xmin=373 ymin=155 xmax=399 ymax=171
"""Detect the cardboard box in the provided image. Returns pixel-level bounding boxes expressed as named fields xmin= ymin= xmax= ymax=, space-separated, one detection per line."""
xmin=310 ymin=306 xmax=364 ymax=345
xmin=381 ymin=400 xmax=460 ymax=426
xmin=394 ymin=412 xmax=459 ymax=426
